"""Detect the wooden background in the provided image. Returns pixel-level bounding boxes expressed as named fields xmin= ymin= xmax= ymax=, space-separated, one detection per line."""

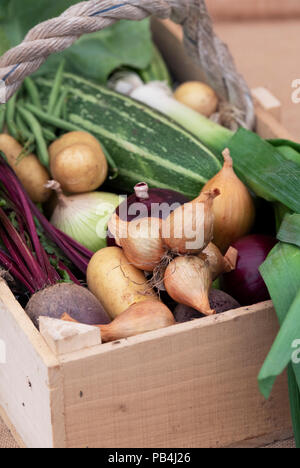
xmin=207 ymin=0 xmax=300 ymax=20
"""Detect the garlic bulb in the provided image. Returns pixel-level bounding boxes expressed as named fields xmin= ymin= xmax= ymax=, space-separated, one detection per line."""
xmin=119 ymin=217 xmax=165 ymax=272
xmin=47 ymin=181 xmax=121 ymax=252
xmin=164 ymin=256 xmax=215 ymax=316
xmin=200 ymin=243 xmax=238 ymax=280
xmin=162 ymin=189 xmax=220 ymax=254
xmin=200 ymin=148 xmax=255 ymax=253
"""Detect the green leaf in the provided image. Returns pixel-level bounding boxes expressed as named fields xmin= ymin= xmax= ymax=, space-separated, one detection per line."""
xmin=0 ymin=26 xmax=10 ymax=55
xmin=278 ymin=214 xmax=300 ymax=248
xmin=269 ymin=138 xmax=300 ymax=154
xmin=258 ymin=287 xmax=300 ymax=398
xmin=228 ymin=129 xmax=300 ymax=213
xmin=287 ymin=365 xmax=300 ymax=447
xmin=0 ymin=1 xmax=154 ymax=83
xmin=258 ymin=243 xmax=300 ymax=398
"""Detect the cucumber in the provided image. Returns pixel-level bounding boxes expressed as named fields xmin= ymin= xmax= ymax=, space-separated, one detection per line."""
xmin=35 ymin=74 xmax=221 ymax=199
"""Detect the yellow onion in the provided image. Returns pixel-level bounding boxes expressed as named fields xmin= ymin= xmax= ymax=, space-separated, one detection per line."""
xmin=164 ymin=256 xmax=215 ymax=316
xmin=200 ymin=148 xmax=255 ymax=253
xmin=118 ymin=217 xmax=165 ymax=272
xmin=99 ymin=301 xmax=175 ymax=342
xmin=200 ymin=243 xmax=238 ymax=280
xmin=62 ymin=301 xmax=175 ymax=343
xmin=162 ymin=189 xmax=220 ymax=254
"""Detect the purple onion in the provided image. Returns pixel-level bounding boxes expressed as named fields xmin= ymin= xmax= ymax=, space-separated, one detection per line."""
xmin=221 ymin=234 xmax=278 ymax=306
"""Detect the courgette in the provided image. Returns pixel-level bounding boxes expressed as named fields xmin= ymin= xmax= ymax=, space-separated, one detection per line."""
xmin=35 ymin=73 xmax=221 ymax=199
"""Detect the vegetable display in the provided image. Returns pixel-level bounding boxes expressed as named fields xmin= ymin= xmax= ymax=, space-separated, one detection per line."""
xmin=1 ymin=6 xmax=300 ymax=447
xmin=32 ymin=74 xmax=222 ymax=199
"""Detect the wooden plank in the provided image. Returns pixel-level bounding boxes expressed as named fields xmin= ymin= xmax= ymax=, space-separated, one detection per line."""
xmin=255 ymin=105 xmax=295 ymax=140
xmin=59 ymin=302 xmax=291 ymax=448
xmin=40 ymin=317 xmax=102 ymax=356
xmin=252 ymin=87 xmax=281 ymax=121
xmin=0 ymin=280 xmax=65 ymax=448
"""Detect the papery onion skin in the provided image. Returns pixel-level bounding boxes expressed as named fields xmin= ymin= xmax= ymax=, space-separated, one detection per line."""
xmin=200 ymin=149 xmax=255 ymax=253
xmin=107 ymin=182 xmax=189 ymax=246
xmin=100 ymin=301 xmax=175 ymax=342
xmin=120 ymin=217 xmax=165 ymax=272
xmin=173 ymin=290 xmax=241 ymax=322
xmin=162 ymin=189 xmax=220 ymax=255
xmin=221 ymin=235 xmax=278 ymax=306
xmin=50 ymin=191 xmax=120 ymax=252
xmin=164 ymin=256 xmax=215 ymax=316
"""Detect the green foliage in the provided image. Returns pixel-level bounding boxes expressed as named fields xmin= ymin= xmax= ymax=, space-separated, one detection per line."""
xmin=0 ymin=0 xmax=153 ymax=83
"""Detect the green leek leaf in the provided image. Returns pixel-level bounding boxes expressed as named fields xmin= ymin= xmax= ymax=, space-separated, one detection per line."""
xmin=258 ymin=243 xmax=300 ymax=398
xmin=287 ymin=365 xmax=300 ymax=447
xmin=228 ymin=129 xmax=300 ymax=213
xmin=278 ymin=214 xmax=300 ymax=248
xmin=269 ymin=139 xmax=300 ymax=154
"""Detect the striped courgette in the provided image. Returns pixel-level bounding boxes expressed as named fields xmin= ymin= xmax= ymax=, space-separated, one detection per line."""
xmin=36 ymin=74 xmax=221 ymax=199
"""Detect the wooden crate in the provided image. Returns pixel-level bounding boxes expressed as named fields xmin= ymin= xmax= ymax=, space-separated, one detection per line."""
xmin=0 ymin=21 xmax=294 ymax=448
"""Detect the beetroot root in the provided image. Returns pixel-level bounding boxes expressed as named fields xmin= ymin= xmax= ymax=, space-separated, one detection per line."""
xmin=26 ymin=283 xmax=111 ymax=328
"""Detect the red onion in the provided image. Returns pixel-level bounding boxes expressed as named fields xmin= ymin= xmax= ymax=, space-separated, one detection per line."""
xmin=221 ymin=234 xmax=278 ymax=306
xmin=107 ymin=182 xmax=189 ymax=246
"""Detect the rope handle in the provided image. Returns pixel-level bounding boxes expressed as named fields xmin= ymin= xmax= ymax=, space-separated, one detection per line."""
xmin=0 ymin=0 xmax=255 ymax=130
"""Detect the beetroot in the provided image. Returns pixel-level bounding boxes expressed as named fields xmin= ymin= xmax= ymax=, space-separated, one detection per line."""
xmin=26 ymin=283 xmax=111 ymax=329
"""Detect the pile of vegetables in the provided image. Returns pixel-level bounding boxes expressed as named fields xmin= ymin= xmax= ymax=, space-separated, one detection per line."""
xmin=1 ymin=1 xmax=300 ymax=446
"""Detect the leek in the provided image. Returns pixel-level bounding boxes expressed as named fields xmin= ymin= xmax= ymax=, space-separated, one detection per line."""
xmin=130 ymin=81 xmax=232 ymax=154
xmin=278 ymin=214 xmax=300 ymax=247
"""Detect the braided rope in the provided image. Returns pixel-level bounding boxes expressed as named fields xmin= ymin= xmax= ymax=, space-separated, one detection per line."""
xmin=0 ymin=0 xmax=255 ymax=129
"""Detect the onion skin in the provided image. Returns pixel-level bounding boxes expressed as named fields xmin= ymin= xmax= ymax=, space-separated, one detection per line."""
xmin=221 ymin=235 xmax=278 ymax=306
xmin=119 ymin=217 xmax=166 ymax=272
xmin=100 ymin=301 xmax=175 ymax=342
xmin=200 ymin=149 xmax=255 ymax=253
xmin=164 ymin=256 xmax=215 ymax=316
xmin=200 ymin=243 xmax=238 ymax=280
xmin=62 ymin=301 xmax=175 ymax=343
xmin=49 ymin=189 xmax=120 ymax=252
xmin=26 ymin=283 xmax=111 ymax=329
xmin=174 ymin=290 xmax=241 ymax=322
xmin=108 ymin=183 xmax=189 ymax=246
xmin=162 ymin=189 xmax=220 ymax=254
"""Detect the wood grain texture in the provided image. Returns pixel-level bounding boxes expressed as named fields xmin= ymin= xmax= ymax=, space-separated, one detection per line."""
xmin=60 ymin=302 xmax=291 ymax=448
xmin=40 ymin=317 xmax=102 ymax=356
xmin=0 ymin=280 xmax=66 ymax=448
